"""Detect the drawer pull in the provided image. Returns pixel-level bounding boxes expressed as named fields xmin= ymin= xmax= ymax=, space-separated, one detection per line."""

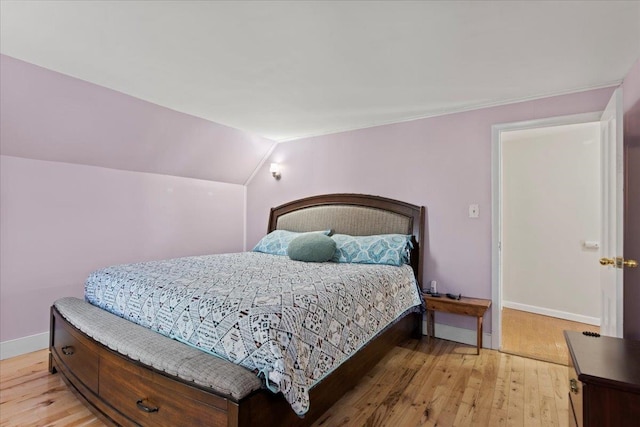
xmin=570 ymin=378 xmax=579 ymax=394
xmin=136 ymin=399 xmax=159 ymax=413
xmin=61 ymin=346 xmax=75 ymax=355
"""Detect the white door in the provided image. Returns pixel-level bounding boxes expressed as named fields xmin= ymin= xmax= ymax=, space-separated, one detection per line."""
xmin=599 ymin=87 xmax=624 ymax=337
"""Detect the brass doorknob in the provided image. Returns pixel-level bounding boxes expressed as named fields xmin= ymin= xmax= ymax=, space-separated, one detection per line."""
xmin=624 ymin=259 xmax=639 ymax=268
xmin=599 ymin=257 xmax=638 ymax=268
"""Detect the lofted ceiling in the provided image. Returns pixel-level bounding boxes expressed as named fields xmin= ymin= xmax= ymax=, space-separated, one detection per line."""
xmin=1 ymin=1 xmax=639 ymax=142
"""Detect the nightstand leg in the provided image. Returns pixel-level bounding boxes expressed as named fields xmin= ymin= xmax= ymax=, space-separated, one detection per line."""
xmin=477 ymin=316 xmax=482 ymax=355
xmin=427 ymin=309 xmax=435 ymax=341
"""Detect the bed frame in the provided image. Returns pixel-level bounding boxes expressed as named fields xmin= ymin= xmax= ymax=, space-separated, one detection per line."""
xmin=49 ymin=193 xmax=425 ymax=427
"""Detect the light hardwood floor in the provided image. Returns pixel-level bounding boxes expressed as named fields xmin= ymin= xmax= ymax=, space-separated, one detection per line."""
xmin=0 ymin=350 xmax=105 ymax=427
xmin=501 ymin=308 xmax=600 ymax=366
xmin=1 ymin=339 xmax=569 ymax=427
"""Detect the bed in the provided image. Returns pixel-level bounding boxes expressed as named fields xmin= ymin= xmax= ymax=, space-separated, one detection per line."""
xmin=49 ymin=193 xmax=425 ymax=427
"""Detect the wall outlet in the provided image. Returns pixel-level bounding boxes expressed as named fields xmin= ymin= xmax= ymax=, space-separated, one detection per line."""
xmin=469 ymin=204 xmax=479 ymax=218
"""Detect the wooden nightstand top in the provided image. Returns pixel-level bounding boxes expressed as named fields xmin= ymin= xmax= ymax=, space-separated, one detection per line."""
xmin=424 ymin=294 xmax=491 ymax=317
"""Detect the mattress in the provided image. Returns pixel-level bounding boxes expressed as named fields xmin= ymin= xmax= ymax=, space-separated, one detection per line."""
xmin=85 ymin=251 xmax=422 ymax=416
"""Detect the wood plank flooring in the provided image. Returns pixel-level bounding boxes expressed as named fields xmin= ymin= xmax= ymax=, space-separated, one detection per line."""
xmin=501 ymin=308 xmax=599 ymax=365
xmin=1 ymin=339 xmax=569 ymax=427
xmin=0 ymin=350 xmax=104 ymax=427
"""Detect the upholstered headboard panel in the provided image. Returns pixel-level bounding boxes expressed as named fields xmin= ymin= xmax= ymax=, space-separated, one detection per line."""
xmin=267 ymin=193 xmax=425 ymax=286
xmin=275 ymin=205 xmax=411 ymax=236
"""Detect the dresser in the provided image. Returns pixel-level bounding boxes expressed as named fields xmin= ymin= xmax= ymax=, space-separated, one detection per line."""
xmin=564 ymin=331 xmax=640 ymax=427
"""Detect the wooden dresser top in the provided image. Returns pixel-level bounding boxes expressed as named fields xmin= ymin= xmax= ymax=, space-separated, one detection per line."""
xmin=564 ymin=330 xmax=640 ymax=393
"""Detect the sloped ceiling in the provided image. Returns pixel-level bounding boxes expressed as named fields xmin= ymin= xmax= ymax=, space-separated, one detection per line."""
xmin=1 ymin=1 xmax=639 ymax=143
xmin=0 ymin=55 xmax=276 ymax=185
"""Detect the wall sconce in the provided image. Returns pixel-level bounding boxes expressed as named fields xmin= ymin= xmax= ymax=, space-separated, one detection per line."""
xmin=270 ymin=163 xmax=281 ymax=180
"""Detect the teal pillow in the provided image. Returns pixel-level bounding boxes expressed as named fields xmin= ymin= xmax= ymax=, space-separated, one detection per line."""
xmin=253 ymin=229 xmax=332 ymax=256
xmin=287 ymin=233 xmax=337 ymax=262
xmin=331 ymin=234 xmax=413 ymax=266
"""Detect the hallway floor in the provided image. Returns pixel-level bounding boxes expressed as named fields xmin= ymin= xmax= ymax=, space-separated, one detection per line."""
xmin=501 ymin=308 xmax=600 ymax=365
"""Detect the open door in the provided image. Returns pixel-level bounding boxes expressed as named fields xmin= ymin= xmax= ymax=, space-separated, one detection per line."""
xmin=599 ymin=87 xmax=639 ymax=337
xmin=623 ymin=75 xmax=640 ymax=340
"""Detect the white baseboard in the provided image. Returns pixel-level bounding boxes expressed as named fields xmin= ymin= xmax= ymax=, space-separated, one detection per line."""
xmin=421 ymin=319 xmax=492 ymax=349
xmin=503 ymin=301 xmax=600 ymax=326
xmin=0 ymin=332 xmax=49 ymax=360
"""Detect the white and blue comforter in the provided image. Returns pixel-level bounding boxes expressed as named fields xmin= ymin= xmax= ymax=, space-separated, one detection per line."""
xmin=84 ymin=252 xmax=421 ymax=416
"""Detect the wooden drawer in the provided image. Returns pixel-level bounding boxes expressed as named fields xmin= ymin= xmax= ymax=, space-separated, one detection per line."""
xmin=51 ymin=313 xmax=99 ymax=393
xmin=99 ymin=349 xmax=230 ymax=427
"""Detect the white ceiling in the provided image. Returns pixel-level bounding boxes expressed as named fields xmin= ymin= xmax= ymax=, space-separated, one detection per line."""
xmin=1 ymin=1 xmax=639 ymax=142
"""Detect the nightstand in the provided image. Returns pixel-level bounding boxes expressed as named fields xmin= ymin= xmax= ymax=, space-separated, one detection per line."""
xmin=424 ymin=295 xmax=491 ymax=354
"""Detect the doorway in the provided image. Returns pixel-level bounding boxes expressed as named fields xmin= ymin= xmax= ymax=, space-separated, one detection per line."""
xmin=498 ymin=122 xmax=601 ymax=363
xmin=490 ymin=112 xmax=604 ymax=361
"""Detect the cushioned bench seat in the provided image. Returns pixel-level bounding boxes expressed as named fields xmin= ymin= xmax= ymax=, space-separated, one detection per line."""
xmin=54 ymin=297 xmax=263 ymax=401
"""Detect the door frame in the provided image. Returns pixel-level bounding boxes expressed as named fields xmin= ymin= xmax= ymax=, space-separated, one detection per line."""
xmin=490 ymin=111 xmax=603 ymax=350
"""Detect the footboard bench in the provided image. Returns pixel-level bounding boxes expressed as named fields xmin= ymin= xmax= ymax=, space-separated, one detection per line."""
xmin=50 ymin=297 xmax=263 ymax=426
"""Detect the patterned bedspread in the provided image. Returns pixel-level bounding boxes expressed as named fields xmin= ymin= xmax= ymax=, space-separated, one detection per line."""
xmin=85 ymin=252 xmax=421 ymax=416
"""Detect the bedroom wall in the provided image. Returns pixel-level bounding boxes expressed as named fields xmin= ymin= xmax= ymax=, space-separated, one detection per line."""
xmin=0 ymin=55 xmax=272 ymax=358
xmin=246 ymin=86 xmax=616 ymax=344
xmin=0 ymin=156 xmax=245 ymax=348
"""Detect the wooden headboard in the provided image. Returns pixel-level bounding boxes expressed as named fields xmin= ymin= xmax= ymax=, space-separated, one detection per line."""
xmin=268 ymin=193 xmax=425 ymax=287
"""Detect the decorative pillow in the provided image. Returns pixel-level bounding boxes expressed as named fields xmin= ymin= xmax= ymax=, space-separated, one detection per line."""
xmin=287 ymin=233 xmax=337 ymax=263
xmin=252 ymin=229 xmax=332 ymax=256
xmin=331 ymin=233 xmax=413 ymax=266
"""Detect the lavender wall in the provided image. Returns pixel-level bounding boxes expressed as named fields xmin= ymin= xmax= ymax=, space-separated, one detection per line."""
xmin=622 ymin=57 xmax=640 ymax=339
xmin=0 ymin=156 xmax=245 ymax=343
xmin=246 ymin=87 xmax=616 ymax=335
